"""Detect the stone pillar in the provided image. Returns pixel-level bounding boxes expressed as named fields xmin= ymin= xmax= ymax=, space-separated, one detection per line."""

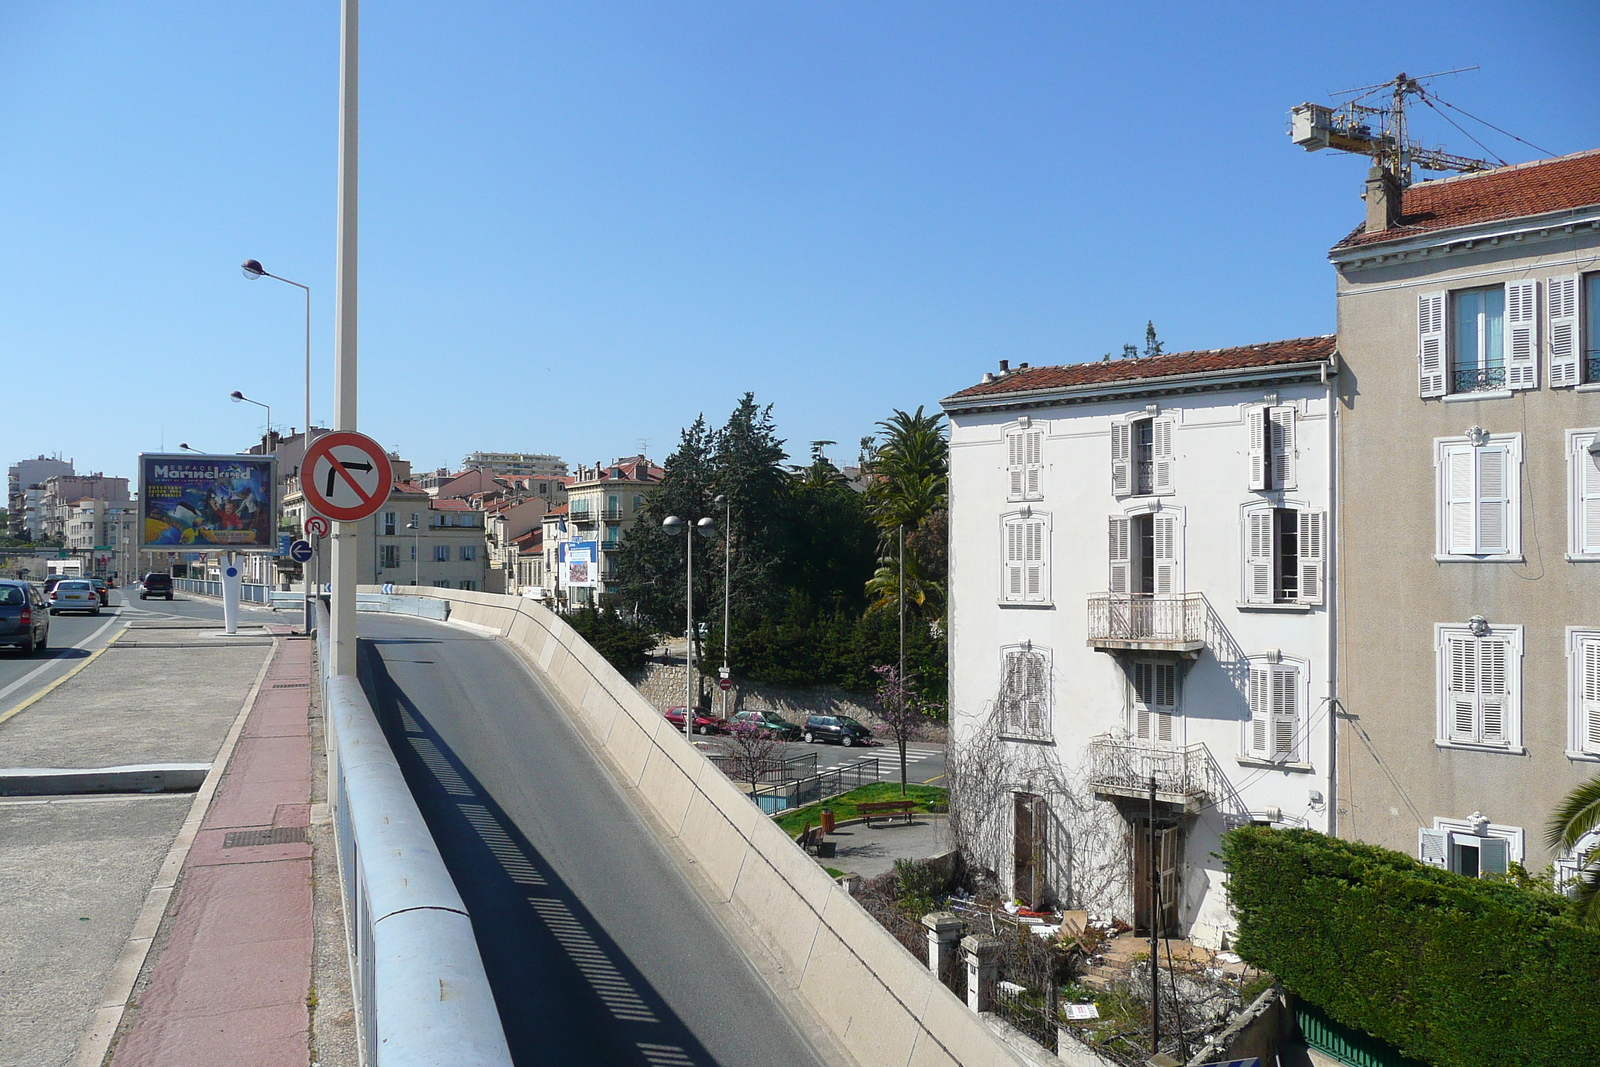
xmin=961 ymin=935 xmax=1002 ymax=1013
xmin=921 ymin=912 xmax=965 ymax=976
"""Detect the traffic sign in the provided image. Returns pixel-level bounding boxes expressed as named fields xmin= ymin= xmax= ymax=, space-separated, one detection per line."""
xmin=305 ymin=515 xmax=331 ymax=539
xmin=300 ymin=432 xmax=393 ymax=523
xmin=718 ymin=677 xmax=732 ymax=692
xmin=278 ymin=533 xmax=293 ymax=557
xmin=289 ymin=540 xmax=314 ymax=563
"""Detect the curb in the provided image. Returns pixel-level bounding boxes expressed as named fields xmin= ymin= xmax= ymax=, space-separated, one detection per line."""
xmin=0 ymin=763 xmax=210 ymax=796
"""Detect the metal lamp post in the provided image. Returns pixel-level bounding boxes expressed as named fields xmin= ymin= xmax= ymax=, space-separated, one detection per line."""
xmin=229 ymin=391 xmax=273 ymax=449
xmin=663 ymin=513 xmax=716 ymax=741
xmin=713 ymin=493 xmax=731 ymax=720
xmin=406 ymin=518 xmax=420 ymax=586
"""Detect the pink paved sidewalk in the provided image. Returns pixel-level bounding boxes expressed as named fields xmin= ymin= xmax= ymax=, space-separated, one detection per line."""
xmin=111 ymin=635 xmax=316 ymax=1067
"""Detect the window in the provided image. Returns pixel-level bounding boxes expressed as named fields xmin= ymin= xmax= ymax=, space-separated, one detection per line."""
xmin=433 ymin=545 xmax=450 ymax=562
xmin=1417 ymin=828 xmax=1510 ymax=877
xmin=1111 ymin=415 xmax=1173 ymax=496
xmin=1246 ymin=659 xmax=1301 ymax=762
xmin=1435 ymin=434 xmax=1521 ymax=559
xmin=383 ymin=512 xmax=396 ymax=536
xmin=1568 ymin=630 xmax=1600 ymax=759
xmin=1109 ymin=510 xmax=1182 ymax=596
xmin=1002 ymin=512 xmax=1049 ymax=604
xmin=1246 ymin=405 xmax=1297 ymax=490
xmin=459 ymin=580 xmax=476 ymax=591
xmin=1547 ymin=273 xmax=1600 ymax=388
xmin=460 ymin=545 xmax=477 ymax=561
xmin=1006 ymin=426 xmax=1044 ymax=501
xmin=1568 ymin=430 xmax=1600 ymax=559
xmin=432 ymin=579 xmax=451 ymax=588
xmin=1436 ymin=623 xmax=1523 ymax=750
xmin=379 ymin=545 xmax=399 ymax=569
xmin=999 ymin=644 xmax=1051 ymax=737
xmin=410 ymin=544 xmax=416 ymax=562
xmin=1131 ymin=659 xmax=1178 ymax=742
xmin=1242 ymin=505 xmax=1323 ymax=605
xmin=1418 ymin=284 xmax=1538 ymax=397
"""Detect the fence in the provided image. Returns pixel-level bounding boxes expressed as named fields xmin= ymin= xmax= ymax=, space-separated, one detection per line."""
xmin=749 ymin=757 xmax=881 ymax=813
xmin=703 ymin=750 xmax=818 ymax=785
xmin=1085 ymin=593 xmax=1207 ymax=645
xmin=173 ymin=577 xmax=269 ymax=603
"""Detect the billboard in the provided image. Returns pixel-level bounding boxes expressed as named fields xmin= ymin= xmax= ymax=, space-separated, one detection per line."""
xmin=139 ymin=453 xmax=277 ymax=551
xmin=560 ymin=539 xmax=598 ymax=588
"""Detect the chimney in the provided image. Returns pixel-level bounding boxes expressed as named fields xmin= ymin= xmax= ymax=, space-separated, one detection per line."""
xmin=1364 ymin=165 xmax=1401 ymax=233
xmin=998 ymin=359 xmax=1010 ymax=374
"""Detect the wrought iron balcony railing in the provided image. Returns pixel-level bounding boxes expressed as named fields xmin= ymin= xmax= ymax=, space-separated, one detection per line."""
xmin=1086 ymin=592 xmax=1207 ymax=654
xmin=1587 ymin=354 xmax=1600 ymax=386
xmin=1085 ymin=735 xmax=1214 ymax=813
xmin=1451 ymin=364 xmax=1506 ymax=394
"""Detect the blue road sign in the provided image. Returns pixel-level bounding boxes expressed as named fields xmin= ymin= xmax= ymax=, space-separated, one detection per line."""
xmin=278 ymin=533 xmax=292 ymax=557
xmin=289 ymin=539 xmax=314 ymax=563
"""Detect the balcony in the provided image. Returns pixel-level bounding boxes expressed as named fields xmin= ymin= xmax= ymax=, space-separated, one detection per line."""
xmin=601 ymin=507 xmax=625 ymax=520
xmin=1085 ymin=735 xmax=1215 ymax=814
xmin=1086 ymin=593 xmax=1206 ymax=657
xmin=1451 ymin=364 xmax=1506 ymax=394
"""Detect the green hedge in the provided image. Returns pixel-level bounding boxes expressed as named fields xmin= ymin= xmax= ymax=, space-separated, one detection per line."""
xmin=1223 ymin=827 xmax=1600 ymax=1067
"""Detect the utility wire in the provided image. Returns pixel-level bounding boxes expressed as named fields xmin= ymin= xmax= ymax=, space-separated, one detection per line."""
xmin=1417 ymin=93 xmax=1508 ymax=166
xmin=1423 ymin=91 xmax=1557 ymax=158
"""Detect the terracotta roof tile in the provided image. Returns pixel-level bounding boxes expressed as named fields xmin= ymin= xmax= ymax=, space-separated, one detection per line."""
xmin=946 ymin=336 xmax=1337 ymax=401
xmin=1335 ymin=148 xmax=1600 ymax=249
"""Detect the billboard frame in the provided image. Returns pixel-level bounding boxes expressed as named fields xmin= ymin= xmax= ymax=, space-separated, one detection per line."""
xmin=138 ymin=452 xmax=279 ymax=553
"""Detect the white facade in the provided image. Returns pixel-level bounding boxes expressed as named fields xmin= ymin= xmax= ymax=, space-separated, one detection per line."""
xmin=944 ymin=340 xmax=1337 ymax=947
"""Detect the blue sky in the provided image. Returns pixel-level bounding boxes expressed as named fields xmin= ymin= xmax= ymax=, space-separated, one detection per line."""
xmin=3 ymin=2 xmax=1597 ymax=482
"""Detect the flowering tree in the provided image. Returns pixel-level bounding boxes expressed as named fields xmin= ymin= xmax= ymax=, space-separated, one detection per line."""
xmin=874 ymin=664 xmax=939 ymax=796
xmin=720 ymin=717 xmax=786 ymax=797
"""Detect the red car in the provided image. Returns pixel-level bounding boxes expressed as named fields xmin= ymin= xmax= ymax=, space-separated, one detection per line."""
xmin=664 ymin=706 xmax=724 ymax=735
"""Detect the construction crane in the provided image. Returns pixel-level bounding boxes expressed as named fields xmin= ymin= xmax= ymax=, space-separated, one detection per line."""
xmin=1290 ymin=69 xmax=1497 ymax=187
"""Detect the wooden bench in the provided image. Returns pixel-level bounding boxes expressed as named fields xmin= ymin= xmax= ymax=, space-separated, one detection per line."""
xmin=857 ymin=800 xmax=917 ymax=827
xmin=796 ymin=824 xmax=835 ymax=858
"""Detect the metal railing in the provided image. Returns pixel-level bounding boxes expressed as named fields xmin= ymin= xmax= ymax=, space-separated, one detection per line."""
xmin=704 ymin=750 xmax=818 ymax=784
xmin=1452 ymin=364 xmax=1506 ymax=393
xmin=1086 ymin=592 xmax=1206 ymax=645
xmin=749 ymin=757 xmax=881 ymax=814
xmin=1085 ymin=734 xmax=1217 ymax=804
xmin=1587 ymin=354 xmax=1600 ymax=385
xmin=172 ymin=577 xmax=269 ymax=603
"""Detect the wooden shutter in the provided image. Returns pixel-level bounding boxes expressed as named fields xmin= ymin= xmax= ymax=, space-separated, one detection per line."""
xmin=1152 ymin=513 xmax=1179 ymax=595
xmin=1477 ymin=836 xmax=1510 ymax=877
xmin=1297 ymin=510 xmax=1325 ymax=604
xmin=1022 ymin=652 xmax=1047 ymax=733
xmin=1111 ymin=420 xmax=1132 ymax=496
xmin=1134 ymin=661 xmax=1176 ymax=742
xmin=1135 ymin=661 xmax=1153 ymax=739
xmin=1548 ymin=275 xmax=1580 ymax=387
xmin=1244 ymin=509 xmax=1274 ymax=603
xmin=1478 ymin=638 xmax=1508 ymax=744
xmin=1418 ymin=828 xmax=1448 ymax=868
xmin=1578 ymin=437 xmax=1600 ymax=555
xmin=1108 ymin=517 xmax=1130 ymax=595
xmin=1023 ymin=429 xmax=1043 ymax=500
xmin=1418 ymin=291 xmax=1447 ymax=397
xmin=1271 ymin=665 xmax=1298 ymax=761
xmin=1248 ymin=665 xmax=1271 ymax=757
xmin=1023 ymin=518 xmax=1046 ymax=602
xmin=1504 ymin=280 xmax=1538 ymax=389
xmin=1246 ymin=407 xmax=1267 ymax=490
xmin=1005 ymin=519 xmax=1025 ymax=600
xmin=1007 ymin=431 xmax=1025 ymax=500
xmin=1476 ymin=446 xmax=1511 ymax=555
xmin=1446 ymin=636 xmax=1479 ymax=742
xmin=1269 ymin=406 xmax=1297 ymax=489
xmin=1581 ymin=639 xmax=1600 ymax=753
xmin=1444 ymin=446 xmax=1477 ymax=554
xmin=1152 ymin=418 xmax=1174 ymax=492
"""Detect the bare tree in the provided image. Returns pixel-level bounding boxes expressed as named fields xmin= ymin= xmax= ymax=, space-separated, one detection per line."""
xmin=873 ymin=664 xmax=936 ymax=796
xmin=720 ymin=717 xmax=785 ymax=797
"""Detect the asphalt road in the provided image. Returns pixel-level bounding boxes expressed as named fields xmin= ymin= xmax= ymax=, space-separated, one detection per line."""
xmin=0 ymin=591 xmax=127 ymax=718
xmin=357 ymin=612 xmax=830 ymax=1067
xmin=800 ymin=740 xmax=946 ymax=785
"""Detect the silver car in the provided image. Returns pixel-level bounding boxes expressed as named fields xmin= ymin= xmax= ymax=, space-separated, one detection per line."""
xmin=49 ymin=579 xmax=100 ymax=615
xmin=0 ymin=580 xmax=49 ymax=654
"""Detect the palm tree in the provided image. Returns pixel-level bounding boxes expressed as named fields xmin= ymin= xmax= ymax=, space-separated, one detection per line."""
xmin=1546 ymin=775 xmax=1600 ymax=926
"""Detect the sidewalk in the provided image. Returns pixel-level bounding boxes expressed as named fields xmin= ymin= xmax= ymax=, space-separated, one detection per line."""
xmin=824 ymin=814 xmax=951 ymax=880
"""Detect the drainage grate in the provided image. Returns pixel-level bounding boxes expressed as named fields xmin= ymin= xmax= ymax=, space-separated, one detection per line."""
xmin=223 ymin=827 xmax=309 ymax=848
xmin=270 ymin=683 xmax=311 ymax=690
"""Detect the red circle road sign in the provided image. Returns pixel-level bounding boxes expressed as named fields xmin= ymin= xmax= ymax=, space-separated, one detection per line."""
xmin=718 ymin=677 xmax=732 ymax=692
xmin=304 ymin=515 xmax=331 ymax=539
xmin=300 ymin=431 xmax=394 ymax=522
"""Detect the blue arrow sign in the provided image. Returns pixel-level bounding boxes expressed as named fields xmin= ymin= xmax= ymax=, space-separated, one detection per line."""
xmin=289 ymin=539 xmax=314 ymax=563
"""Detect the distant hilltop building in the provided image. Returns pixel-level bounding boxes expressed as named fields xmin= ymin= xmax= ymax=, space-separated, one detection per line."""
xmin=8 ymin=454 xmax=75 ymax=538
xmin=462 ymin=452 xmax=568 ymax=479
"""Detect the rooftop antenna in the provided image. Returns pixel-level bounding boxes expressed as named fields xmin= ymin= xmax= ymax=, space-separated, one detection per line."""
xmin=1289 ymin=68 xmax=1498 ymax=187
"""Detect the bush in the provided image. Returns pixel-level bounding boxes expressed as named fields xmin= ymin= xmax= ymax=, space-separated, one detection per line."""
xmin=564 ymin=607 xmax=654 ymax=674
xmin=1223 ymin=826 xmax=1600 ymax=1067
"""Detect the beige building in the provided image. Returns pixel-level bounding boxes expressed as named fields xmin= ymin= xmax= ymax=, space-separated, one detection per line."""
xmin=544 ymin=456 xmax=661 ymax=607
xmin=1334 ymin=150 xmax=1600 ymax=881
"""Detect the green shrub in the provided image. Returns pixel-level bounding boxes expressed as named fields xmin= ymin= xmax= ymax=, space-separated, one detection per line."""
xmin=564 ymin=607 xmax=654 ymax=673
xmin=1223 ymin=826 xmax=1600 ymax=1067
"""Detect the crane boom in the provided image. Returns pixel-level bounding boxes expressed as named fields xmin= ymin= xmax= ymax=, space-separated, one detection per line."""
xmin=1289 ymin=72 xmax=1495 ymax=186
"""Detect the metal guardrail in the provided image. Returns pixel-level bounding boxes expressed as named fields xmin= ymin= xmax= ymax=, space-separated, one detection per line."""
xmin=750 ymin=757 xmax=881 ymax=814
xmin=704 ymin=750 xmax=819 ymax=784
xmin=315 ymin=603 xmax=512 ymax=1067
xmin=1086 ymin=592 xmax=1206 ymax=645
xmin=172 ymin=577 xmax=269 ymax=603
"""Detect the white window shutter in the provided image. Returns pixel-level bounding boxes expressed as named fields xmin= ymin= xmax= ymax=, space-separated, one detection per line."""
xmin=1478 ymin=639 xmax=1508 ymax=744
xmin=1418 ymin=828 xmax=1448 ymax=868
xmin=1111 ymin=420 xmax=1132 ymax=496
xmin=1154 ymin=662 xmax=1176 ymax=742
xmin=1297 ymin=510 xmax=1325 ymax=605
xmin=1270 ymin=407 xmax=1297 ymax=489
xmin=1418 ymin=291 xmax=1447 ymax=397
xmin=1578 ymin=437 xmax=1600 ymax=555
xmin=1444 ymin=446 xmax=1477 ymax=555
xmin=1152 ymin=513 xmax=1179 ymax=595
xmin=1152 ymin=418 xmax=1174 ymax=492
xmin=1024 ymin=430 xmax=1043 ymax=500
xmin=1245 ymin=509 xmax=1274 ymax=603
xmin=1007 ymin=431 xmax=1025 ymax=500
xmin=1134 ymin=661 xmax=1153 ymax=739
xmin=1023 ymin=652 xmax=1047 ymax=733
xmin=1478 ymin=836 xmax=1510 ymax=877
xmin=1108 ymin=517 xmax=1130 ymax=595
xmin=1504 ymin=280 xmax=1538 ymax=389
xmin=1003 ymin=651 xmax=1026 ymax=733
xmin=1446 ymin=636 xmax=1479 ymax=742
xmin=1248 ymin=665 xmax=1270 ymax=757
xmin=1476 ymin=446 xmax=1511 ymax=555
xmin=1024 ymin=519 xmax=1046 ymax=602
xmin=1581 ymin=639 xmax=1600 ymax=753
xmin=1548 ymin=275 xmax=1580 ymax=388
xmin=1271 ymin=666 xmax=1298 ymax=761
xmin=1246 ymin=407 xmax=1267 ymax=490
xmin=1005 ymin=520 xmax=1025 ymax=601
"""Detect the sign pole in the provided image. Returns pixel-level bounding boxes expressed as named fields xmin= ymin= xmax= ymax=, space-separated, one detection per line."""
xmin=220 ymin=551 xmax=241 ymax=634
xmin=330 ymin=0 xmax=360 ymax=676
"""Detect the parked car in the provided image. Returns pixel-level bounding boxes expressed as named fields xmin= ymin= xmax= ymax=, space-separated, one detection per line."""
xmin=0 ymin=580 xmax=49 ymax=654
xmin=729 ymin=709 xmax=803 ymax=741
xmin=664 ymin=706 xmax=724 ymax=735
xmin=49 ymin=579 xmax=99 ymax=615
xmin=802 ymin=714 xmax=873 ymax=746
xmin=88 ymin=578 xmax=109 ymax=605
xmin=140 ymin=573 xmax=174 ymax=601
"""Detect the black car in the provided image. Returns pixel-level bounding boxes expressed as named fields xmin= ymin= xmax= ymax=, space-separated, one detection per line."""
xmin=140 ymin=572 xmax=174 ymax=601
xmin=802 ymin=714 xmax=872 ymax=747
xmin=729 ymin=709 xmax=803 ymax=741
xmin=0 ymin=580 xmax=49 ymax=654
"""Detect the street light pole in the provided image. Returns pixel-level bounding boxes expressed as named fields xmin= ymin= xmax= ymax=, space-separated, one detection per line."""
xmin=229 ymin=391 xmax=273 ymax=449
xmin=663 ymin=514 xmax=715 ymax=742
xmin=714 ymin=493 xmax=731 ymax=720
xmin=406 ymin=518 xmax=420 ymax=586
xmin=330 ymin=0 xmax=360 ymax=675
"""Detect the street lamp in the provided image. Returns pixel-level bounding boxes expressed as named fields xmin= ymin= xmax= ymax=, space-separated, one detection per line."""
xmin=406 ymin=518 xmax=420 ymax=586
xmin=663 ymin=513 xmax=716 ymax=742
xmin=229 ymin=391 xmax=273 ymax=450
xmin=178 ymin=443 xmax=209 ymax=453
xmin=713 ymin=493 xmax=731 ymax=720
xmin=242 ymin=260 xmax=314 ymax=456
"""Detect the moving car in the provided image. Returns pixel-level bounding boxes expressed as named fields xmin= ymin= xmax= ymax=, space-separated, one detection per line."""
xmin=728 ymin=709 xmax=803 ymax=741
xmin=0 ymin=580 xmax=49 ymax=654
xmin=89 ymin=578 xmax=109 ymax=606
xmin=49 ymin=579 xmax=100 ymax=615
xmin=664 ymin=706 xmax=724 ymax=735
xmin=140 ymin=573 xmax=174 ymax=601
xmin=802 ymin=714 xmax=873 ymax=747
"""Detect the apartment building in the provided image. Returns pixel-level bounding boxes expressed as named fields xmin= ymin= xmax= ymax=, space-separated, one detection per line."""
xmin=42 ymin=473 xmax=128 ymax=539
xmin=63 ymin=499 xmax=139 ymax=578
xmin=942 ymin=338 xmax=1338 ymax=945
xmin=555 ymin=456 xmax=661 ymax=607
xmin=8 ymin=455 xmax=73 ymax=538
xmin=462 ymin=451 xmax=568 ymax=480
xmin=1334 ymin=150 xmax=1600 ymax=882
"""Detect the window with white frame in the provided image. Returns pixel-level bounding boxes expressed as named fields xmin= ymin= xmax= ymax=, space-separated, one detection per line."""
xmin=1006 ymin=423 xmax=1044 ymax=501
xmin=1435 ymin=433 xmax=1522 ymax=559
xmin=1418 ymin=283 xmax=1538 ymax=398
xmin=1241 ymin=504 xmax=1324 ymax=605
xmin=1002 ymin=512 xmax=1049 ymax=604
xmin=1109 ymin=510 xmax=1182 ymax=596
xmin=1417 ymin=823 xmax=1516 ymax=878
xmin=1246 ymin=405 xmax=1297 ymax=490
xmin=1436 ymin=623 xmax=1522 ymax=749
xmin=1111 ymin=414 xmax=1174 ymax=497
xmin=459 ymin=580 xmax=476 ymax=591
xmin=998 ymin=643 xmax=1051 ymax=738
xmin=379 ymin=544 xmax=399 ymax=570
xmin=1245 ymin=658 xmax=1302 ymax=762
xmin=460 ymin=545 xmax=477 ymax=561
xmin=1568 ymin=430 xmax=1600 ymax=559
xmin=433 ymin=544 xmax=450 ymax=563
xmin=1569 ymin=629 xmax=1600 ymax=759
xmin=432 ymin=579 xmax=451 ymax=588
xmin=383 ymin=511 xmax=397 ymax=536
xmin=1131 ymin=659 xmax=1178 ymax=742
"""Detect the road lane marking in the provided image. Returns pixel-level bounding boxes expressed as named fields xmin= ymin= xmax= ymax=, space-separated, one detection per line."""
xmin=0 ymin=618 xmax=128 ymax=725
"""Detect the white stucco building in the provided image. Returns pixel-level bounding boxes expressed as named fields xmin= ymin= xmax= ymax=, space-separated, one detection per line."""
xmin=942 ymin=337 xmax=1338 ymax=947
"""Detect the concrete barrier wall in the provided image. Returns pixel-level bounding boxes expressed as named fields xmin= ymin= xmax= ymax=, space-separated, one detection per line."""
xmin=317 ymin=606 xmax=512 ymax=1067
xmin=364 ymin=585 xmax=1022 ymax=1067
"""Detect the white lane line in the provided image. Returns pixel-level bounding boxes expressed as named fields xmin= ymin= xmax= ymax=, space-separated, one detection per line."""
xmin=0 ymin=613 xmax=124 ymax=704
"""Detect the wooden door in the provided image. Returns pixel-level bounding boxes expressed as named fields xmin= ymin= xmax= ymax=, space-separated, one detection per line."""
xmin=1133 ymin=819 xmax=1182 ymax=936
xmin=1013 ymin=793 xmax=1046 ymax=910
